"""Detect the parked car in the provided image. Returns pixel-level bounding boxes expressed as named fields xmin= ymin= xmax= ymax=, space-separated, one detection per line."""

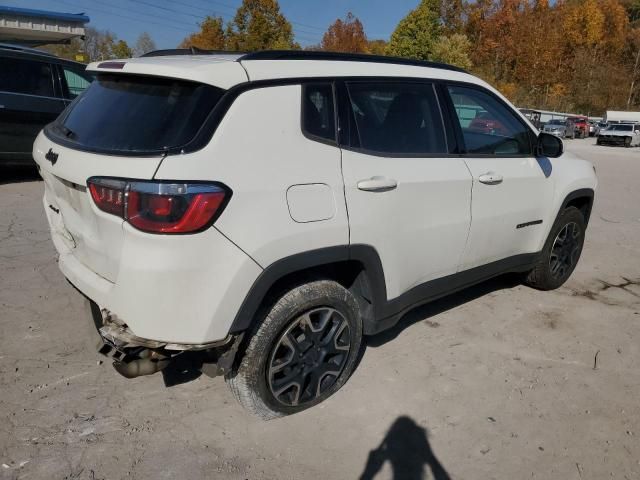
xmin=0 ymin=43 xmax=93 ymax=166
xmin=468 ymin=111 xmax=509 ymax=135
xmin=543 ymin=118 xmax=574 ymax=138
xmin=33 ymin=50 xmax=597 ymax=419
xmin=595 ymin=122 xmax=608 ymax=136
xmin=567 ymin=116 xmax=589 ymax=138
xmin=588 ymin=121 xmax=597 ymax=136
xmin=596 ymin=123 xmax=640 ymax=147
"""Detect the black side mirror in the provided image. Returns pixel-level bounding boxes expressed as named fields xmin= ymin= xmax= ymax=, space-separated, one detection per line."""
xmin=537 ymin=132 xmax=563 ymax=158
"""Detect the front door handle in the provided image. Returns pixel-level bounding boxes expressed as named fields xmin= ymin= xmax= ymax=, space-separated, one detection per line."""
xmin=357 ymin=176 xmax=398 ymax=192
xmin=478 ymin=172 xmax=503 ymax=185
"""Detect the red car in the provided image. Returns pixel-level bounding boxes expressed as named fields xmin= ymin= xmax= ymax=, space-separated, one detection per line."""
xmin=468 ymin=112 xmax=509 ymax=136
xmin=567 ymin=116 xmax=589 ymax=138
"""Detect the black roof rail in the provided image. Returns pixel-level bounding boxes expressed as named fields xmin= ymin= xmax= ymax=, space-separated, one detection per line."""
xmin=237 ymin=50 xmax=468 ymax=73
xmin=141 ymin=47 xmax=245 ymax=57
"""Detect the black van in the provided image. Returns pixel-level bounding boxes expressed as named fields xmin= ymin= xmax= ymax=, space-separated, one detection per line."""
xmin=0 ymin=44 xmax=93 ymax=166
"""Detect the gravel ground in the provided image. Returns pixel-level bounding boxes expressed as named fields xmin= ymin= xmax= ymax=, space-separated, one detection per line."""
xmin=1 ymin=140 xmax=639 ymax=480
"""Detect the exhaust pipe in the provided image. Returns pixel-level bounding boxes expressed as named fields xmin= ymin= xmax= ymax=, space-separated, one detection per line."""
xmin=112 ymin=350 xmax=171 ymax=379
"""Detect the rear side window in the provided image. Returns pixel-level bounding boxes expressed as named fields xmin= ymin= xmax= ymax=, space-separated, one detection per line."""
xmin=302 ymin=83 xmax=336 ymax=142
xmin=346 ymin=82 xmax=447 ymax=155
xmin=62 ymin=67 xmax=93 ymax=99
xmin=0 ymin=57 xmax=55 ymax=97
xmin=48 ymin=74 xmax=224 ymax=154
xmin=447 ymin=85 xmax=533 ymax=156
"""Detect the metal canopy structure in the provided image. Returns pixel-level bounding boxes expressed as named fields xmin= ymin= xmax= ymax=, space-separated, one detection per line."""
xmin=0 ymin=6 xmax=89 ymax=46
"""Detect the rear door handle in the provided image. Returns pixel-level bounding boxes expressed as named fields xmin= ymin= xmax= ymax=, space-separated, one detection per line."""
xmin=478 ymin=172 xmax=503 ymax=185
xmin=357 ymin=176 xmax=398 ymax=192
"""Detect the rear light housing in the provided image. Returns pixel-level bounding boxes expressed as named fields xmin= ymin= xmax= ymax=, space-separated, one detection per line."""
xmin=87 ymin=177 xmax=231 ymax=234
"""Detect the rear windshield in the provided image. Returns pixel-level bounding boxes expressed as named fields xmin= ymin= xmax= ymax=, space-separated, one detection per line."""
xmin=47 ymin=74 xmax=224 ymax=154
xmin=609 ymin=124 xmax=633 ymax=131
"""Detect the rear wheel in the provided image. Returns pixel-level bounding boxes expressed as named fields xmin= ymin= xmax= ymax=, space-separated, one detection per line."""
xmin=625 ymin=136 xmax=632 ymax=148
xmin=226 ymin=280 xmax=363 ymax=420
xmin=525 ymin=206 xmax=586 ymax=291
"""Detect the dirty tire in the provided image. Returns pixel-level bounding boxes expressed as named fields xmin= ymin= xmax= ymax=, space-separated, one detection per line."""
xmin=525 ymin=206 xmax=586 ymax=291
xmin=226 ymin=280 xmax=362 ymax=420
xmin=625 ymin=136 xmax=632 ymax=148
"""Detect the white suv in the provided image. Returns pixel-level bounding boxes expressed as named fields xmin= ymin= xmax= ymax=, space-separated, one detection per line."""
xmin=34 ymin=50 xmax=597 ymax=419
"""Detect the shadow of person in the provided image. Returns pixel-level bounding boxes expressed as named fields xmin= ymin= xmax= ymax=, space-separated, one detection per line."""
xmin=360 ymin=416 xmax=451 ymax=480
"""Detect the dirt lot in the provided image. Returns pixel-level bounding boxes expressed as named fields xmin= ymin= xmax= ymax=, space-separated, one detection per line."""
xmin=1 ymin=140 xmax=639 ymax=480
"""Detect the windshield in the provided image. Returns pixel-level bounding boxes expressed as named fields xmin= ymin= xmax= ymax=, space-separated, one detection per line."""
xmin=548 ymin=120 xmax=565 ymax=125
xmin=608 ymin=124 xmax=633 ymax=131
xmin=47 ymin=74 xmax=224 ymax=154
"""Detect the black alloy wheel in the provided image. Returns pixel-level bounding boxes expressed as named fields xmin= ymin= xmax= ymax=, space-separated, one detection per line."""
xmin=549 ymin=222 xmax=581 ymax=280
xmin=267 ymin=307 xmax=351 ymax=407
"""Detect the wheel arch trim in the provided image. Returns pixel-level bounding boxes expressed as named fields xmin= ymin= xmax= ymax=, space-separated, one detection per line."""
xmin=229 ymin=245 xmax=388 ymax=334
xmin=560 ymin=188 xmax=595 ymax=224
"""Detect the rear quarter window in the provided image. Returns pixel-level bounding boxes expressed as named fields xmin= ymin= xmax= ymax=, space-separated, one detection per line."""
xmin=302 ymin=83 xmax=336 ymax=143
xmin=47 ymin=73 xmax=224 ymax=154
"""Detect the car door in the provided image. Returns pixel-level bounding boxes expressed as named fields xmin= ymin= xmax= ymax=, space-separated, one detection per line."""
xmin=339 ymin=80 xmax=473 ymax=300
xmin=0 ymin=55 xmax=65 ymax=162
xmin=445 ymin=84 xmax=555 ymax=270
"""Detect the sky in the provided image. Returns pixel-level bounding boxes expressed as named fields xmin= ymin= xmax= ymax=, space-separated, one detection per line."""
xmin=4 ymin=0 xmax=422 ymax=49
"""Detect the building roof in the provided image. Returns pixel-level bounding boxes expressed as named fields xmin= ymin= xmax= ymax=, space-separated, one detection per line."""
xmin=0 ymin=6 xmax=89 ymax=23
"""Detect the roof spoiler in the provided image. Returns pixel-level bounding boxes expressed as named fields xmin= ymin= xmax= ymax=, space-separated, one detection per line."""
xmin=141 ymin=47 xmax=246 ymax=57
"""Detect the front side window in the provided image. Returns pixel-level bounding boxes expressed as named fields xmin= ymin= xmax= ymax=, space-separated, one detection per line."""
xmin=302 ymin=83 xmax=336 ymax=142
xmin=62 ymin=68 xmax=93 ymax=98
xmin=47 ymin=73 xmax=224 ymax=154
xmin=448 ymin=85 xmax=533 ymax=156
xmin=346 ymin=82 xmax=447 ymax=155
xmin=0 ymin=57 xmax=55 ymax=97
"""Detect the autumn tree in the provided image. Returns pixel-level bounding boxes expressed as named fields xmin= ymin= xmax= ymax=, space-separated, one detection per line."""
xmin=134 ymin=32 xmax=157 ymax=56
xmin=321 ymin=13 xmax=368 ymax=53
xmin=441 ymin=0 xmax=466 ymax=35
xmin=386 ymin=0 xmax=441 ymax=60
xmin=226 ymin=0 xmax=297 ymax=51
xmin=179 ymin=16 xmax=227 ymax=50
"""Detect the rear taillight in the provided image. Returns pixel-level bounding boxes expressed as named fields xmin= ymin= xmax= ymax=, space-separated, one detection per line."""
xmin=87 ymin=178 xmax=230 ymax=234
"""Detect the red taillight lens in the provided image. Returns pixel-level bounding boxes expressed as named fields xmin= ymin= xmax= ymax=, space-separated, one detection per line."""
xmin=127 ymin=190 xmax=226 ymax=233
xmin=88 ymin=179 xmax=126 ymax=217
xmin=87 ymin=178 xmax=229 ymax=234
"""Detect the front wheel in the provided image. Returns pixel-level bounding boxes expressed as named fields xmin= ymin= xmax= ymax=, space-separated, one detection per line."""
xmin=226 ymin=280 xmax=363 ymax=420
xmin=525 ymin=206 xmax=586 ymax=291
xmin=625 ymin=136 xmax=632 ymax=148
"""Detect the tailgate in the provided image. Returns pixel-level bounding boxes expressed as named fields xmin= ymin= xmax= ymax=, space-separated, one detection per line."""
xmin=33 ymin=131 xmax=163 ymax=282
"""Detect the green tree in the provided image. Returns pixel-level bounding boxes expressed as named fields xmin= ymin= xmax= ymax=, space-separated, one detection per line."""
xmin=226 ymin=0 xmax=298 ymax=51
xmin=179 ymin=16 xmax=227 ymax=50
xmin=134 ymin=32 xmax=157 ymax=56
xmin=386 ymin=0 xmax=441 ymax=60
xmin=367 ymin=39 xmax=388 ymax=55
xmin=112 ymin=39 xmax=133 ymax=58
xmin=430 ymin=33 xmax=472 ymax=69
xmin=321 ymin=13 xmax=368 ymax=53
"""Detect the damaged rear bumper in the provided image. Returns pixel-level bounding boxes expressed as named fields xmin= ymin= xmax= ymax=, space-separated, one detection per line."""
xmin=84 ymin=298 xmax=242 ymax=379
